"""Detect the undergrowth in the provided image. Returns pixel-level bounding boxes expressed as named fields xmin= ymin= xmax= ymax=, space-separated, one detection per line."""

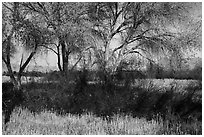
xmin=0 ymin=107 xmax=179 ymax=135
xmin=2 ymin=78 xmax=202 ymax=135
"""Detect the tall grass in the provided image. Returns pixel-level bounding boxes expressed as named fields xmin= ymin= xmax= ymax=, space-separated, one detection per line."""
xmin=2 ymin=107 xmax=163 ymax=135
xmin=2 ymin=74 xmax=202 ymax=135
xmin=2 ymin=107 xmax=201 ymax=135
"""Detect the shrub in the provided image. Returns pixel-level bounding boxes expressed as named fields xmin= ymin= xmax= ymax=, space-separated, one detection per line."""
xmin=2 ymin=82 xmax=25 ymax=124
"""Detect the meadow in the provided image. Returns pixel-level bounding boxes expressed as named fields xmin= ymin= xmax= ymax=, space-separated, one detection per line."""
xmin=2 ymin=75 xmax=202 ymax=135
xmin=2 ymin=106 xmax=201 ymax=135
xmin=2 ymin=107 xmax=164 ymax=135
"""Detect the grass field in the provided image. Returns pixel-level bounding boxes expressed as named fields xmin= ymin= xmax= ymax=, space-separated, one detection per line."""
xmin=6 ymin=107 xmax=199 ymax=135
xmin=3 ymin=107 xmax=202 ymax=135
xmin=2 ymin=78 xmax=202 ymax=135
xmin=2 ymin=107 xmax=164 ymax=135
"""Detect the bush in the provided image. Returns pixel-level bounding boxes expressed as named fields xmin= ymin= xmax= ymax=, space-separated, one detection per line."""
xmin=2 ymin=82 xmax=25 ymax=124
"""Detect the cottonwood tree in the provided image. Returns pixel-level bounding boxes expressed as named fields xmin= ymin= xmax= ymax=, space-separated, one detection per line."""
xmin=2 ymin=2 xmax=50 ymax=89
xmin=86 ymin=2 xmax=194 ymax=82
xmin=21 ymin=2 xmax=89 ymax=76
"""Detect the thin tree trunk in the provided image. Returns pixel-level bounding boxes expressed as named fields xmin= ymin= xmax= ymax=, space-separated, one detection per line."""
xmin=56 ymin=45 xmax=63 ymax=72
xmin=4 ymin=39 xmax=37 ymax=89
xmin=70 ymin=56 xmax=82 ymax=71
xmin=3 ymin=34 xmax=19 ymax=89
xmin=60 ymin=39 xmax=68 ymax=75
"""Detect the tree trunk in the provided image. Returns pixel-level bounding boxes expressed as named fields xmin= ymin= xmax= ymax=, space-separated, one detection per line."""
xmin=4 ymin=42 xmax=37 ymax=90
xmin=60 ymin=39 xmax=68 ymax=75
xmin=57 ymin=45 xmax=63 ymax=72
xmin=3 ymin=34 xmax=19 ymax=89
xmin=3 ymin=61 xmax=21 ymax=90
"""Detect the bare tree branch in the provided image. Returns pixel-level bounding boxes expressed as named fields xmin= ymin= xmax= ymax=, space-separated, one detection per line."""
xmin=3 ymin=3 xmax=14 ymax=12
xmin=40 ymin=44 xmax=58 ymax=55
xmin=70 ymin=56 xmax=83 ymax=71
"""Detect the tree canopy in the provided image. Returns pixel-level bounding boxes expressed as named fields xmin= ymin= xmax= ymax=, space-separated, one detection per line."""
xmin=2 ymin=2 xmax=201 ymax=88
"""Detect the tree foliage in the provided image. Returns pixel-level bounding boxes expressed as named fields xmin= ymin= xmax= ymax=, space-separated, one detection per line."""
xmin=2 ymin=2 xmax=51 ymax=88
xmin=85 ymin=2 xmax=195 ymax=74
xmin=20 ymin=2 xmax=89 ymax=74
xmin=2 ymin=2 xmax=201 ymax=88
